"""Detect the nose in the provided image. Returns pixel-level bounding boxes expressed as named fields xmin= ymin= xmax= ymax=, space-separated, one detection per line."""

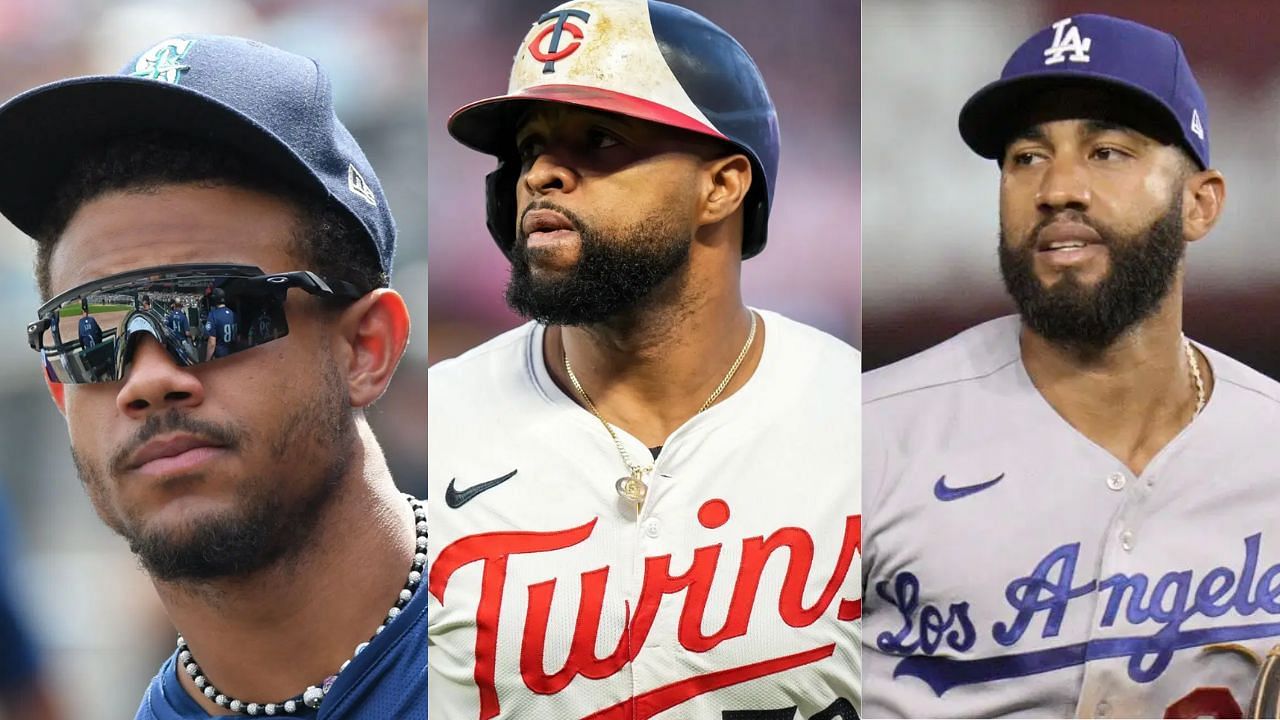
xmin=521 ymin=150 xmax=579 ymax=197
xmin=115 ymin=335 xmax=205 ymax=418
xmin=1035 ymin=155 xmax=1091 ymax=213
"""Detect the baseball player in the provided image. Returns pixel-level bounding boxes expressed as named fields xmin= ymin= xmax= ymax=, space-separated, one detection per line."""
xmin=78 ymin=304 xmax=103 ymax=350
xmin=204 ymin=288 xmax=238 ymax=359
xmin=0 ymin=35 xmax=424 ymax=718
xmin=428 ymin=1 xmax=861 ymax=718
xmin=863 ymin=14 xmax=1280 ymax=719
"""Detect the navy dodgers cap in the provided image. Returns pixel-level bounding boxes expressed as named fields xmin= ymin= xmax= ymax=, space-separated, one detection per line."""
xmin=959 ymin=14 xmax=1210 ymax=170
xmin=0 ymin=34 xmax=396 ymax=275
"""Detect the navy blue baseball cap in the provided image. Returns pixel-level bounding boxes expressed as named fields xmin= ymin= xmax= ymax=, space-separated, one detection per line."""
xmin=959 ymin=14 xmax=1209 ymax=170
xmin=0 ymin=34 xmax=396 ymax=276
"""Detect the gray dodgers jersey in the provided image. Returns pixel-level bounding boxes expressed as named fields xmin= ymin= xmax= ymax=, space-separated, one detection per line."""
xmin=429 ymin=310 xmax=862 ymax=719
xmin=863 ymin=315 xmax=1280 ymax=719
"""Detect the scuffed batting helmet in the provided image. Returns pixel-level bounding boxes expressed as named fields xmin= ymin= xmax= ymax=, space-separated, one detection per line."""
xmin=448 ymin=0 xmax=779 ymax=259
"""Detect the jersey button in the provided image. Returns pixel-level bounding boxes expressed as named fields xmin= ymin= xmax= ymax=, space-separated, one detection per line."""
xmin=1120 ymin=530 xmax=1134 ymax=551
xmin=643 ymin=518 xmax=661 ymax=538
xmin=1106 ymin=472 xmax=1126 ymax=491
xmin=1096 ymin=700 xmax=1110 ymax=717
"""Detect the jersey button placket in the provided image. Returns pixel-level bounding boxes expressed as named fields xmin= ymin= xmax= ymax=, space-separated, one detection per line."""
xmin=1105 ymin=471 xmax=1126 ymax=491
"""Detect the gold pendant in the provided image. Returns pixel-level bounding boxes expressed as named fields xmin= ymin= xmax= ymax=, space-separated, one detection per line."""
xmin=615 ymin=472 xmax=648 ymax=505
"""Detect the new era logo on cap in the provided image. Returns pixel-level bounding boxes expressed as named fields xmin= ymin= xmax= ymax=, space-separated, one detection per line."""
xmin=1191 ymin=108 xmax=1205 ymax=140
xmin=348 ymin=164 xmax=378 ymax=207
xmin=1043 ymin=17 xmax=1091 ymax=65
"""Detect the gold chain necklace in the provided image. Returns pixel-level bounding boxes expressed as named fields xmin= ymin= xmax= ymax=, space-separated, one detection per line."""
xmin=563 ymin=311 xmax=758 ymax=509
xmin=1183 ymin=336 xmax=1206 ymax=416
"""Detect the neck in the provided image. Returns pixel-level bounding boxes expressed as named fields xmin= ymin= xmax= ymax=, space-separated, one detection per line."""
xmin=164 ymin=421 xmax=415 ymax=712
xmin=1020 ymin=291 xmax=1212 ymax=475
xmin=545 ymin=263 xmax=762 ymax=448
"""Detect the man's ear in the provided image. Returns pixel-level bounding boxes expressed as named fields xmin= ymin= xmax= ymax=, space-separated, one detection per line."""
xmin=698 ymin=153 xmax=752 ymax=227
xmin=1182 ymin=168 xmax=1226 ymax=244
xmin=334 ymin=289 xmax=411 ymax=408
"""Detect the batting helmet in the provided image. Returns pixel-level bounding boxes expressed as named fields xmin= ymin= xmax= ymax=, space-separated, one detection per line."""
xmin=448 ymin=0 xmax=779 ymax=259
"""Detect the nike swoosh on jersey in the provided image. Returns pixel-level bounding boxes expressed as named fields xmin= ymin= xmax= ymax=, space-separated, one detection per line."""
xmin=933 ymin=473 xmax=1005 ymax=501
xmin=445 ymin=470 xmax=518 ymax=509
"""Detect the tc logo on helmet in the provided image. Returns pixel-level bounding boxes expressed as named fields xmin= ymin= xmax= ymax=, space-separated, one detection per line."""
xmin=528 ymin=9 xmax=591 ymax=74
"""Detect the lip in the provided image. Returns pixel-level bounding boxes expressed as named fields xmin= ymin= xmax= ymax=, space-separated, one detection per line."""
xmin=521 ymin=209 xmax=575 ymax=236
xmin=1035 ymin=221 xmax=1102 ymax=252
xmin=125 ymin=434 xmax=225 ymax=476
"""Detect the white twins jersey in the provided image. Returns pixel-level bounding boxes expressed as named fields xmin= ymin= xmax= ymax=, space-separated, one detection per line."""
xmin=863 ymin=315 xmax=1280 ymax=719
xmin=428 ymin=310 xmax=861 ymax=720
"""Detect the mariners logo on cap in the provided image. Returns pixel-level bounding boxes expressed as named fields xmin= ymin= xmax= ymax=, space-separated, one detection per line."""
xmin=130 ymin=38 xmax=195 ymax=84
xmin=527 ymin=9 xmax=591 ymax=74
xmin=1043 ymin=18 xmax=1091 ymax=65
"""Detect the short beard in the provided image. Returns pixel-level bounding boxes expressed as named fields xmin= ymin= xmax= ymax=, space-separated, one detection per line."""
xmin=999 ymin=196 xmax=1185 ymax=353
xmin=505 ymin=202 xmax=692 ymax=326
xmin=72 ymin=355 xmax=355 ymax=583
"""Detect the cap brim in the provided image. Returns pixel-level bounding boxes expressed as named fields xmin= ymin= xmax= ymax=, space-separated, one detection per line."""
xmin=447 ymin=84 xmax=727 ymax=156
xmin=958 ymin=72 xmax=1189 ymax=165
xmin=0 ymin=76 xmax=327 ymax=238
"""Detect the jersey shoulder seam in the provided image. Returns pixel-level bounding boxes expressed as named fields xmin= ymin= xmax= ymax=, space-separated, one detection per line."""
xmin=865 ymin=355 xmax=1020 ymax=405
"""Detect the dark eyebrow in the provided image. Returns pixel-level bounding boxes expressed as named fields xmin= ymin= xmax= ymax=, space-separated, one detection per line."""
xmin=1081 ymin=119 xmax=1136 ymax=137
xmin=1009 ymin=125 xmax=1047 ymax=145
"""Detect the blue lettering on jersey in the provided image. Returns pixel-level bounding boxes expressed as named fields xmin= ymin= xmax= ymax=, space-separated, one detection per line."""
xmin=877 ymin=533 xmax=1280 ymax=696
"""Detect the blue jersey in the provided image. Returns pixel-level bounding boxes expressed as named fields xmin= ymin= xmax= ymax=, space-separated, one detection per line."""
xmin=203 ymin=307 xmax=236 ymax=358
xmin=0 ymin=486 xmax=42 ymax=691
xmin=134 ymin=569 xmax=427 ymax=719
xmin=166 ymin=310 xmax=189 ymax=337
xmin=78 ymin=315 xmax=102 ymax=350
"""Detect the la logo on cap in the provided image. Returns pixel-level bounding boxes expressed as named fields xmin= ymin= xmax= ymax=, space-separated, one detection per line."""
xmin=131 ymin=38 xmax=195 ymax=84
xmin=1043 ymin=18 xmax=1091 ymax=65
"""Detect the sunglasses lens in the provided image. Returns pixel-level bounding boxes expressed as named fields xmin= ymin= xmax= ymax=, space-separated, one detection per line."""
xmin=36 ymin=268 xmax=292 ymax=384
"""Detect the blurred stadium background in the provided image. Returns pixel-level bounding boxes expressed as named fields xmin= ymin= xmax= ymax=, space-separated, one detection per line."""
xmin=864 ymin=0 xmax=1280 ymax=374
xmin=0 ymin=0 xmax=425 ymax=716
xmin=427 ymin=0 xmax=861 ymax=361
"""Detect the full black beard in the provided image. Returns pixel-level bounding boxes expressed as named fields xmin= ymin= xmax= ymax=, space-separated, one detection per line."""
xmin=74 ymin=355 xmax=354 ymax=582
xmin=999 ymin=196 xmax=1185 ymax=352
xmin=505 ymin=202 xmax=692 ymax=326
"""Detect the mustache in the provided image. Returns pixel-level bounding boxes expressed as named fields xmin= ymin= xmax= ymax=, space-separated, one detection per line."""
xmin=1029 ymin=209 xmax=1109 ymax=246
xmin=110 ymin=410 xmax=244 ymax=476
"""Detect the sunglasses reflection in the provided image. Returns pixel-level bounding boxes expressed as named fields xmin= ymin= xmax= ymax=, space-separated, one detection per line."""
xmin=45 ymin=283 xmax=285 ymax=384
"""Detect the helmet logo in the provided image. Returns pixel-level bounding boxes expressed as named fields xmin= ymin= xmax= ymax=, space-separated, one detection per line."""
xmin=528 ymin=9 xmax=591 ymax=74
xmin=131 ymin=38 xmax=195 ymax=84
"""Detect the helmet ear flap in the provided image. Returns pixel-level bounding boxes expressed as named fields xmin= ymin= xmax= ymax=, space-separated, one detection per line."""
xmin=485 ymin=157 xmax=521 ymax=260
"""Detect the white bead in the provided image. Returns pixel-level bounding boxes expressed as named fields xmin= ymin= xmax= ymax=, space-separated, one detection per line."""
xmin=375 ymin=623 xmax=385 ymax=634
xmin=355 ymin=641 xmax=369 ymax=655
xmin=265 ymin=704 xmax=277 ymax=715
xmin=194 ymin=675 xmax=206 ymax=689
xmin=246 ymin=703 xmax=259 ymax=715
xmin=284 ymin=700 xmax=298 ymax=713
xmin=303 ymin=686 xmax=324 ymax=708
xmin=413 ymin=553 xmax=426 ymax=567
xmin=229 ymin=700 xmax=243 ymax=712
xmin=204 ymin=686 xmax=217 ymax=698
xmin=415 ymin=520 xmax=427 ymax=534
xmin=400 ymin=589 xmax=413 ymax=603
xmin=185 ymin=662 xmax=199 ymax=676
xmin=178 ymin=650 xmax=191 ymax=664
xmin=408 ymin=571 xmax=421 ymax=585
xmin=416 ymin=536 xmax=427 ymax=550
xmin=340 ymin=659 xmax=351 ymax=673
xmin=216 ymin=695 xmax=228 ymax=707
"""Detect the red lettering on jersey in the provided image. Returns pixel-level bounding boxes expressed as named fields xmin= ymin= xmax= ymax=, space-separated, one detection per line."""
xmin=432 ymin=505 xmax=862 ymax=719
xmin=581 ymin=644 xmax=837 ymax=720
xmin=430 ymin=519 xmax=598 ymax=720
xmin=1165 ymin=686 xmax=1243 ymax=718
